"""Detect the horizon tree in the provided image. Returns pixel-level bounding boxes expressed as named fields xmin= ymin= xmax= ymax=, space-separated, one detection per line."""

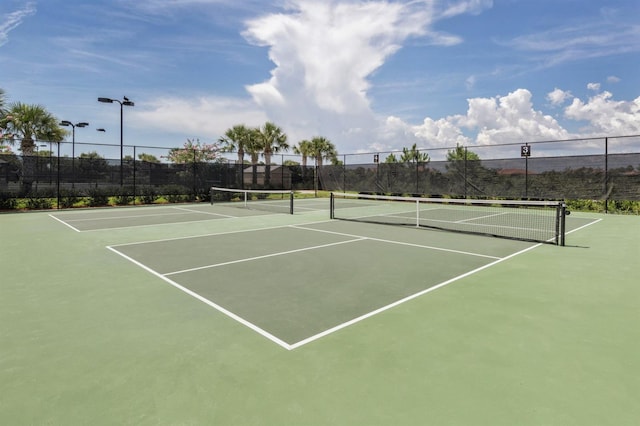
xmin=167 ymin=138 xmax=219 ymax=164
xmin=219 ymin=124 xmax=252 ymax=165
xmin=0 ymin=102 xmax=66 ymax=193
xmin=256 ymin=121 xmax=288 ymax=187
xmin=309 ymin=136 xmax=337 ymax=168
xmin=385 ymin=153 xmax=399 ymax=163
xmin=400 ymin=143 xmax=430 ymax=163
xmin=308 ymin=137 xmax=337 ymax=192
xmin=0 ymin=88 xmax=5 ymax=117
xmin=293 ymin=139 xmax=313 ymax=180
xmin=138 ymin=153 xmax=160 ymax=163
xmin=77 ymin=151 xmax=109 ymax=185
xmin=446 ymin=143 xmax=484 ymax=197
xmin=245 ymin=127 xmax=263 ymax=186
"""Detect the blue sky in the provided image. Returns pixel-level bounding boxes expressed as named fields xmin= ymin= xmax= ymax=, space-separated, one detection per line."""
xmin=1 ymin=0 xmax=639 ymax=159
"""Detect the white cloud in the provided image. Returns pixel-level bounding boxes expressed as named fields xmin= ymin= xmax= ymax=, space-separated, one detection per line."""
xmin=439 ymin=0 xmax=493 ymax=18
xmin=455 ymin=89 xmax=570 ymax=144
xmin=564 ymin=91 xmax=640 ymax=135
xmin=0 ymin=2 xmax=36 ymax=47
xmin=412 ymin=116 xmax=470 ymax=147
xmin=117 ymin=1 xmax=639 ymax=155
xmin=607 ymin=75 xmax=621 ymax=84
xmin=386 ymin=89 xmax=573 ymax=152
xmin=547 ymin=88 xmax=572 ymax=106
xmin=242 ymin=1 xmax=426 ymax=114
xmin=505 ymin=16 xmax=640 ymax=71
xmin=240 ymin=0 xmax=490 ymax=151
xmin=134 ymin=96 xmax=268 ymax=138
xmin=465 ymin=75 xmax=476 ymax=90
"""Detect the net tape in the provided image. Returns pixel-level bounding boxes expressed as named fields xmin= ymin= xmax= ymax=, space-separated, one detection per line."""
xmin=210 ymin=187 xmax=294 ymax=214
xmin=330 ymin=192 xmax=567 ymax=245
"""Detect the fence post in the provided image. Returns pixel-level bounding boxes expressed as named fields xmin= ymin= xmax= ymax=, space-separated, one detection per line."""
xmin=343 ymin=154 xmax=346 ymax=192
xmin=604 ymin=137 xmax=608 ymax=214
xmin=56 ymin=142 xmax=61 ymax=209
xmin=192 ymin=148 xmax=197 ymax=199
xmin=415 ymin=157 xmax=419 ymax=195
xmin=525 ymin=143 xmax=529 ymax=199
xmin=464 ymin=146 xmax=468 ymax=199
xmin=133 ymin=145 xmax=137 ymax=205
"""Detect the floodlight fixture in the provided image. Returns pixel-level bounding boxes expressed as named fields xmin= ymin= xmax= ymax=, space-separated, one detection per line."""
xmin=97 ymin=96 xmax=135 ymax=185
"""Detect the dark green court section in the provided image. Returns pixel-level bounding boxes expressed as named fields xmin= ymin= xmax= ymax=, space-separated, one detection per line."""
xmin=1 ymin=204 xmax=639 ymax=425
xmin=51 ymin=203 xmax=280 ymax=231
xmin=113 ymin=226 xmax=356 ymax=275
xmin=114 ymin=223 xmax=516 ymax=345
xmin=172 ymin=233 xmax=495 ymax=344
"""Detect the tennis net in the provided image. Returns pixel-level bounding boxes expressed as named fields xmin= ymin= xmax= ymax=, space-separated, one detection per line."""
xmin=330 ymin=192 xmax=568 ymax=245
xmin=210 ymin=187 xmax=294 ymax=214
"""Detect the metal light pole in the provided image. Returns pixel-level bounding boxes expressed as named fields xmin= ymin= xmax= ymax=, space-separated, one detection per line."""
xmin=59 ymin=121 xmax=89 ymax=188
xmin=98 ymin=97 xmax=134 ymax=186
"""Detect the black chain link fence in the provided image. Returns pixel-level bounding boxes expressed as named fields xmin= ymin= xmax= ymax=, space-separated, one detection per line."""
xmin=319 ymin=136 xmax=640 ymax=208
xmin=1 ymin=136 xmax=638 ymax=211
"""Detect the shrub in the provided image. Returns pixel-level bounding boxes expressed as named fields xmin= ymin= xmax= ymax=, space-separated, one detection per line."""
xmin=25 ymin=197 xmax=52 ymax=210
xmin=138 ymin=186 xmax=157 ymax=204
xmin=0 ymin=192 xmax=17 ymax=210
xmin=58 ymin=188 xmax=81 ymax=209
xmin=87 ymin=187 xmax=110 ymax=207
xmin=160 ymin=184 xmax=190 ymax=203
xmin=113 ymin=187 xmax=133 ymax=206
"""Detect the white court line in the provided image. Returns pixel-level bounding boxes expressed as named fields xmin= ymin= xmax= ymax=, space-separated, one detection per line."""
xmin=53 ymin=212 xmax=248 ymax=232
xmin=106 ymin=223 xmax=541 ymax=351
xmin=171 ymin=206 xmax=235 ymax=217
xmin=50 ymin=204 xmax=303 ymax=232
xmin=289 ymin=242 xmax=543 ymax=350
xmin=567 ymin=217 xmax=603 ymax=235
xmin=109 ymin=219 xmax=335 ymax=248
xmin=105 ymin=215 xmax=602 ymax=351
xmin=61 ymin=210 xmax=231 ymax=223
xmin=106 ymin=245 xmax=293 ymax=350
xmin=454 ymin=211 xmax=509 ymax=223
xmin=165 ymin=238 xmax=366 ymax=276
xmin=289 ymin=225 xmax=501 ymax=260
xmin=48 ymin=214 xmax=82 ymax=232
xmin=54 ymin=217 xmax=239 ymax=233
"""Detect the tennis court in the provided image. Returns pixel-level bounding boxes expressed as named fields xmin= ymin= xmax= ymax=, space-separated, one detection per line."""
xmin=2 ymin=194 xmax=639 ymax=425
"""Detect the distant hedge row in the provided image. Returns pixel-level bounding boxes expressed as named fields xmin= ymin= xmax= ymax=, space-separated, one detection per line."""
xmin=0 ymin=185 xmax=206 ymax=210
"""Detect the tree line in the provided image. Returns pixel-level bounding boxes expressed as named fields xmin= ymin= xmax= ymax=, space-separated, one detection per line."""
xmin=0 ymin=88 xmax=339 ymax=166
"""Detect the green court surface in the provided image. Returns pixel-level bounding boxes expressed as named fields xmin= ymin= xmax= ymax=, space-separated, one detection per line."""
xmin=1 ymin=199 xmax=639 ymax=425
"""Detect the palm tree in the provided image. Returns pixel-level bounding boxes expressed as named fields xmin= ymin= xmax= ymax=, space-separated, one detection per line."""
xmin=256 ymin=121 xmax=288 ymax=187
xmin=0 ymin=102 xmax=66 ymax=193
xmin=293 ymin=139 xmax=312 ymax=167
xmin=293 ymin=139 xmax=313 ymax=180
xmin=308 ymin=137 xmax=338 ymax=192
xmin=309 ymin=136 xmax=337 ymax=168
xmin=220 ymin=124 xmax=262 ymax=187
xmin=219 ymin=124 xmax=252 ymax=165
xmin=0 ymin=88 xmax=7 ymax=148
xmin=244 ymin=127 xmax=263 ymax=187
xmin=0 ymin=88 xmax=6 ymax=115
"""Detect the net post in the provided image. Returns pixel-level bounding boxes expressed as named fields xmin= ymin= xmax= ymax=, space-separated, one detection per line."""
xmin=330 ymin=193 xmax=335 ymax=219
xmin=289 ymin=191 xmax=294 ymax=214
xmin=210 ymin=187 xmax=214 ymax=205
xmin=415 ymin=199 xmax=419 ymax=227
xmin=560 ymin=203 xmax=567 ymax=246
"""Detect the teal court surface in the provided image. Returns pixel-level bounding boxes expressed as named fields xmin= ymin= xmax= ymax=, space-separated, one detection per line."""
xmin=1 ymin=197 xmax=639 ymax=425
